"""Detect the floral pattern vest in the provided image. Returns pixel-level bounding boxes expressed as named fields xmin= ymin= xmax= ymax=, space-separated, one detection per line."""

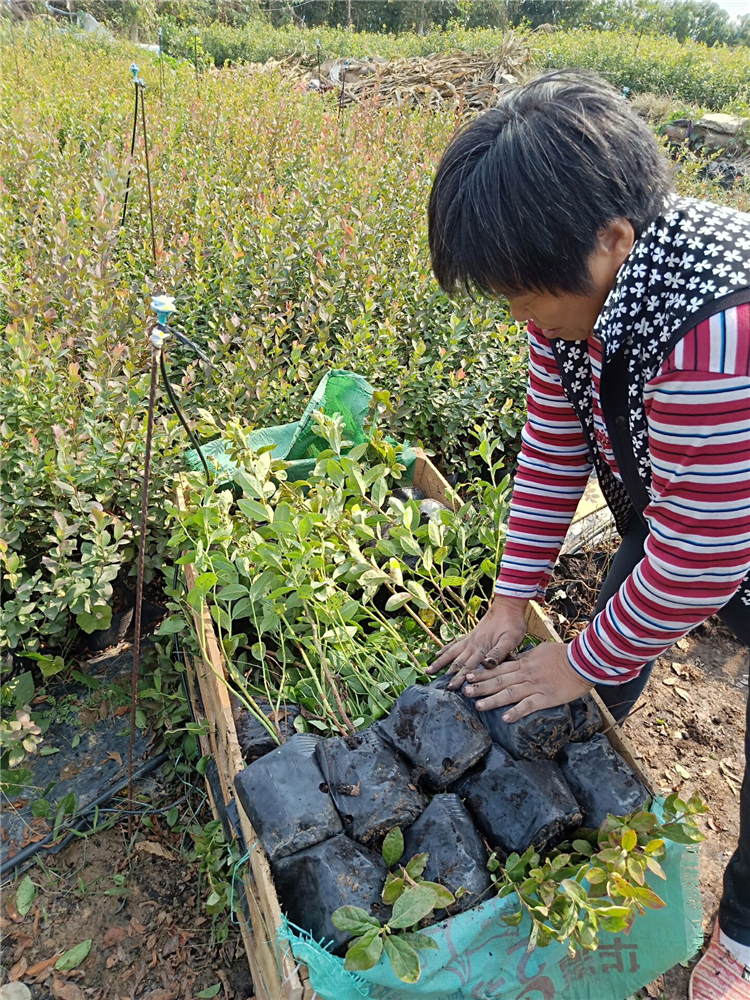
xmin=548 ymin=196 xmax=750 ymax=607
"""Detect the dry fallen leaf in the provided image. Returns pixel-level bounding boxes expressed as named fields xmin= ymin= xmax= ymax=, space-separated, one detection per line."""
xmin=662 ymin=676 xmax=676 ymax=686
xmin=101 ymin=751 xmax=123 ymax=767
xmin=675 ymin=687 xmax=691 ymax=702
xmin=113 ymin=705 xmax=130 ymax=717
xmin=720 ymin=761 xmax=740 ymax=796
xmin=135 ymin=841 xmax=179 ymax=862
xmin=676 ymin=638 xmax=690 ymax=650
xmin=675 ymin=763 xmax=691 ymax=780
xmin=52 ymin=982 xmax=86 ymax=1000
xmin=8 ymin=956 xmax=28 ymax=981
xmin=645 ymin=976 xmax=665 ymax=998
xmin=106 ymin=953 xmax=118 ymax=970
xmin=129 ymin=917 xmax=147 ymax=935
xmin=102 ymin=926 xmax=127 ymax=948
xmin=671 ymin=662 xmax=683 ymax=675
xmin=26 ymin=954 xmax=61 ymax=978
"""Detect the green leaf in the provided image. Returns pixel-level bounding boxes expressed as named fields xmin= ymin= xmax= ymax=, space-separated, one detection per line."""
xmin=621 ymin=828 xmax=637 ymax=852
xmin=76 ymin=604 xmax=112 ymax=634
xmin=660 ymin=822 xmax=704 ymax=845
xmin=55 ymin=938 xmax=93 ymax=971
xmin=382 ymin=827 xmax=404 ymax=867
xmin=217 ymin=584 xmax=249 ymax=600
xmin=371 ymin=477 xmax=388 ymax=509
xmin=404 ymin=853 xmax=429 ymax=879
xmin=633 ymin=884 xmax=666 ymax=909
xmin=389 ymin=884 xmax=437 ymax=929
xmin=196 ymin=986 xmax=221 ymax=998
xmin=16 ymin=874 xmax=37 ymax=916
xmin=5 ymin=671 xmax=34 ymax=709
xmin=399 ymin=931 xmax=439 ymax=952
xmin=344 ymin=928 xmax=383 ymax=971
xmin=384 ymin=935 xmax=422 ymax=983
xmin=237 ymin=497 xmax=270 ymax=522
xmin=331 ymin=906 xmax=381 ymax=935
xmin=384 ymin=592 xmax=411 ymax=611
xmin=420 ymin=881 xmax=455 ymax=907
xmin=382 ymin=876 xmax=406 ymax=905
xmin=29 ymin=654 xmax=67 ymax=679
xmin=156 ymin=616 xmax=186 ymax=636
xmin=440 ymin=575 xmax=465 ymax=587
xmin=560 ymin=879 xmax=587 ymax=906
xmin=502 ymin=909 xmax=523 ymax=927
xmin=645 ymin=857 xmax=667 ymax=880
xmin=572 ymin=839 xmax=594 ymax=857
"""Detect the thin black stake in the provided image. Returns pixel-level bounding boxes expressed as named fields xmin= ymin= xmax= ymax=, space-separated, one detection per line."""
xmin=316 ymin=39 xmax=322 ymax=95
xmin=193 ymin=30 xmax=199 ymax=88
xmin=127 ymin=340 xmax=160 ymax=837
xmin=120 ymin=77 xmax=140 ymax=229
xmin=11 ymin=16 xmax=21 ymax=84
xmin=138 ymin=82 xmax=158 ymax=268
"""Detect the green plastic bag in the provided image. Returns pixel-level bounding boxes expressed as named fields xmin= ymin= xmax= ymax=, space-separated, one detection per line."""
xmin=185 ymin=369 xmax=417 ymax=483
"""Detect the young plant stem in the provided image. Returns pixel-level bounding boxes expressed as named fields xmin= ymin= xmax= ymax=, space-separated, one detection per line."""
xmin=305 ymin=610 xmax=355 ymax=734
xmin=382 ymin=581 xmax=440 ymax=646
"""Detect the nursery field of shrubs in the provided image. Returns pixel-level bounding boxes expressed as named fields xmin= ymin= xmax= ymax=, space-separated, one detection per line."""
xmin=0 ymin=18 xmax=748 ymax=662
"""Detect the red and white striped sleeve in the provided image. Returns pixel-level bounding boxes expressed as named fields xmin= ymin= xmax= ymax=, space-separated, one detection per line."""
xmin=569 ymin=304 xmax=750 ymax=685
xmin=495 ymin=323 xmax=593 ymax=600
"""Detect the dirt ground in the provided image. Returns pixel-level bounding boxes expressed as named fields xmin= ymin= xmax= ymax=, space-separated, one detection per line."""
xmin=549 ymin=549 xmax=749 ymax=1000
xmin=0 ymin=820 xmax=254 ymax=1000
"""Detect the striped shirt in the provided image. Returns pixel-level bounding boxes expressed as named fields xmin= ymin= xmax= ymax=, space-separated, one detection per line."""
xmin=495 ymin=305 xmax=750 ymax=685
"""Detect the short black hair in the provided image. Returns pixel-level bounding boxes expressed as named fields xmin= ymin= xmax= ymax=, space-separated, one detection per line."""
xmin=428 ymin=69 xmax=673 ymax=298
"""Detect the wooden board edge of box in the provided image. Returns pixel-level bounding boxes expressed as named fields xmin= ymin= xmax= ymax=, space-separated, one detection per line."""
xmin=176 ymin=451 xmax=656 ymax=999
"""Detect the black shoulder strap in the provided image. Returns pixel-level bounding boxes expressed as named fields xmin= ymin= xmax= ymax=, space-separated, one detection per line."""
xmin=602 ymin=285 xmax=750 ymax=519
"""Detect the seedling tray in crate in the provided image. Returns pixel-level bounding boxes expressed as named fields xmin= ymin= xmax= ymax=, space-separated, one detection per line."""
xmin=178 ymin=449 xmax=656 ymax=1000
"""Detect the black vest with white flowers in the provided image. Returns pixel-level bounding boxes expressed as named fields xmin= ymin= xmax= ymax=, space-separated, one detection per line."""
xmin=549 ymin=196 xmax=750 ymax=608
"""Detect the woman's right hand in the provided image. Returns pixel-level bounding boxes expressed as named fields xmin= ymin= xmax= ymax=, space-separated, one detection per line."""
xmin=425 ymin=595 xmax=529 ymax=691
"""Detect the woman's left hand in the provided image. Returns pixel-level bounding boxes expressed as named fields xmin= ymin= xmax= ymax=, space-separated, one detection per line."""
xmin=461 ymin=641 xmax=593 ymax=722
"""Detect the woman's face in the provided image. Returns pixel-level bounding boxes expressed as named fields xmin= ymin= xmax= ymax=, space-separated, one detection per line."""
xmin=506 ymin=218 xmax=636 ymax=341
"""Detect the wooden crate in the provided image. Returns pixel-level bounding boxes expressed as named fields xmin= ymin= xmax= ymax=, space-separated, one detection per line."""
xmin=178 ymin=448 xmax=655 ymax=1000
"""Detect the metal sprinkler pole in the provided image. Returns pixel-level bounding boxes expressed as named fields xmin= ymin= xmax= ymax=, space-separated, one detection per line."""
xmin=127 ymin=297 xmax=175 ymax=834
xmin=316 ymin=39 xmax=322 ymax=94
xmin=193 ymin=28 xmax=199 ymax=89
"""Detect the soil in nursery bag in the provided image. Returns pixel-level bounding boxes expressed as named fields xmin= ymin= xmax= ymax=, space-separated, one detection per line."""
xmin=232 ymin=695 xmax=301 ymax=762
xmin=315 ymin=729 xmax=426 ymax=845
xmin=379 ymin=680 xmax=491 ymax=790
xmin=273 ymin=834 xmax=389 ymax=953
xmin=234 ymin=733 xmax=342 ymax=863
xmin=558 ymin=734 xmax=650 ymax=829
xmin=481 ymin=699 xmax=573 ymax=760
xmin=402 ymin=793 xmax=492 ymax=915
xmin=453 ymin=745 xmax=582 ymax=856
xmin=569 ymin=693 xmax=602 ymax=742
xmin=390 ymin=487 xmax=426 ymax=503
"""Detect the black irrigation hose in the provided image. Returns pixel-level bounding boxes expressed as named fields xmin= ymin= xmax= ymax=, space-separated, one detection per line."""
xmin=0 ymin=750 xmax=171 ymax=883
xmin=160 ymin=349 xmax=212 ymax=483
xmin=120 ymin=80 xmax=139 ymax=230
xmin=139 ymin=82 xmax=158 ymax=268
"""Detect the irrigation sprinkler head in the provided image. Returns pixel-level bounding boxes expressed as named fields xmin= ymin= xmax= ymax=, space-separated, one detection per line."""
xmin=150 ymin=327 xmax=170 ymax=349
xmin=151 ymin=294 xmax=176 ymax=328
xmin=130 ymin=63 xmax=140 ymax=81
